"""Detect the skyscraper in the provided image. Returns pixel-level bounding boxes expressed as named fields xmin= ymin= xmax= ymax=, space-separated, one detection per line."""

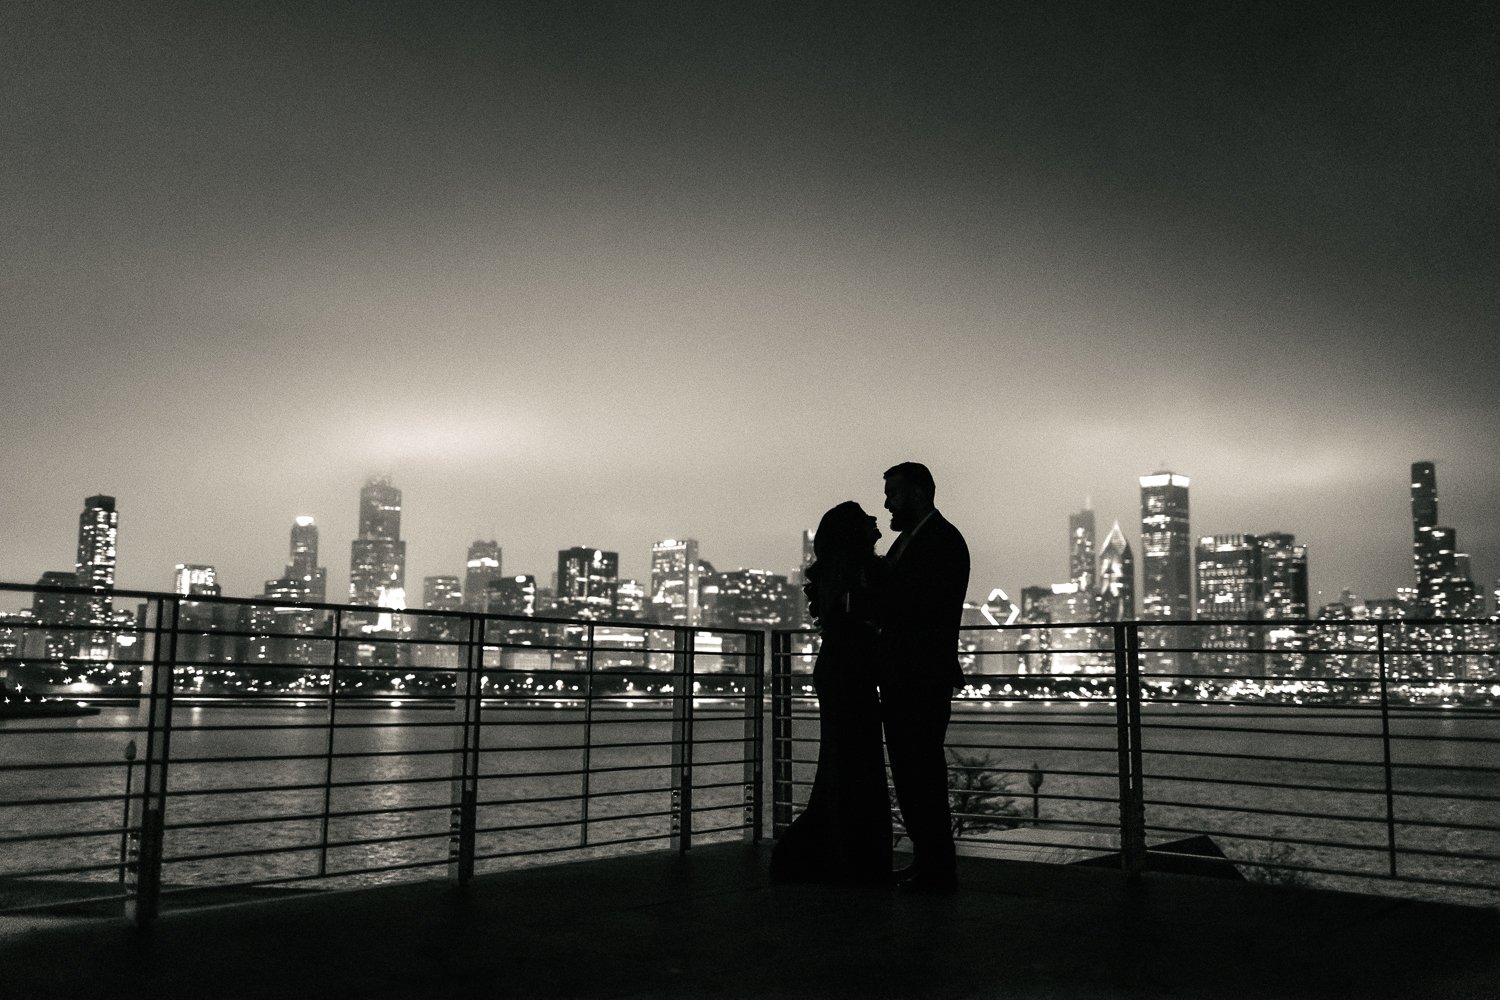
xmin=556 ymin=547 xmax=619 ymax=619
xmin=423 ymin=575 xmax=463 ymax=612
xmin=616 ymin=579 xmax=646 ymax=620
xmin=1195 ymin=535 xmax=1261 ymax=621
xmin=75 ymin=495 xmax=118 ymax=656
xmin=1096 ymin=521 xmax=1135 ymax=620
xmin=486 ymin=575 xmax=538 ymax=617
xmin=649 ymin=538 xmax=700 ymax=625
xmin=1258 ymin=532 xmax=1310 ymax=675
xmin=463 ymin=541 xmax=503 ymax=612
xmin=174 ymin=564 xmax=220 ymax=596
xmin=1410 ymin=462 xmax=1478 ymax=616
xmin=287 ymin=516 xmax=326 ymax=602
xmin=1195 ymin=534 xmax=1262 ymax=676
xmin=1257 ymin=533 xmax=1309 ymax=621
xmin=1139 ymin=473 xmax=1192 ymax=620
xmin=349 ymin=478 xmax=406 ymax=608
xmin=700 ymin=568 xmax=796 ymax=629
xmin=1068 ymin=505 xmax=1096 ymax=590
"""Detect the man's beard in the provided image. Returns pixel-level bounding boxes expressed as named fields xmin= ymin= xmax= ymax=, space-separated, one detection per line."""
xmin=889 ymin=509 xmax=914 ymax=532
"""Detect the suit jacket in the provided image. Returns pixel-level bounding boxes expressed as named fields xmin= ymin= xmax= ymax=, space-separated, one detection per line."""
xmin=880 ymin=511 xmax=970 ymax=692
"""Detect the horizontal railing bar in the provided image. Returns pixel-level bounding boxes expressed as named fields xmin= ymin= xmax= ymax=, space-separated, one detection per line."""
xmin=0 ymin=791 xmax=136 ymax=809
xmin=948 ymin=717 xmax=1121 ymax=730
xmin=1142 ymin=823 xmax=1392 ymax=853
xmin=0 ymin=759 xmax=137 ymax=773
xmin=471 ymin=830 xmax=668 ymax=863
xmin=0 ymin=824 xmax=125 ymax=845
xmin=475 ymin=811 xmax=671 ymax=835
xmin=1142 ymin=797 xmax=1395 ymax=825
xmin=477 ymin=761 xmax=674 ymax=781
xmin=165 ymin=774 xmax=454 ymax=798
xmin=1140 ymin=747 xmax=1384 ymax=768
xmin=1142 ymin=746 xmax=1500 ymax=775
xmin=163 ymin=800 xmax=458 ymax=832
xmin=0 ymin=724 xmax=147 ymax=737
xmin=1137 ymin=721 xmax=1387 ymax=739
xmin=0 ymin=858 xmax=132 ymax=880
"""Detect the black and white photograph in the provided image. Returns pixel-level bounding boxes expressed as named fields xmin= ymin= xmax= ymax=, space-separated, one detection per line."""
xmin=2 ymin=3 xmax=1497 ymax=997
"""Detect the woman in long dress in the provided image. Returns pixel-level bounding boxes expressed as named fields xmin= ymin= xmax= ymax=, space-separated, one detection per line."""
xmin=770 ymin=501 xmax=892 ymax=884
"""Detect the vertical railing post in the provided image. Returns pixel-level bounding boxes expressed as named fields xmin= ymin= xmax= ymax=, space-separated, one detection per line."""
xmin=317 ymin=607 xmax=342 ymax=878
xmin=448 ymin=614 xmax=482 ymax=885
xmin=579 ymin=623 xmax=596 ymax=847
xmin=1113 ymin=621 xmax=1147 ymax=875
xmin=670 ymin=628 xmax=694 ymax=853
xmin=770 ymin=629 xmax=793 ymax=838
xmin=124 ymin=596 xmax=178 ymax=926
xmin=742 ymin=630 xmax=766 ymax=843
xmin=1376 ymin=622 xmax=1399 ymax=878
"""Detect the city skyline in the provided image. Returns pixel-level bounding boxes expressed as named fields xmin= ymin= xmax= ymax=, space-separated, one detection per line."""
xmin=4 ymin=4 xmax=1497 ymax=608
xmin=0 ymin=461 xmax=1491 ymax=620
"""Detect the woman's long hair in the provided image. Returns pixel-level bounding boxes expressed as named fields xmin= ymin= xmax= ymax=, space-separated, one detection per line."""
xmin=804 ymin=500 xmax=874 ymax=624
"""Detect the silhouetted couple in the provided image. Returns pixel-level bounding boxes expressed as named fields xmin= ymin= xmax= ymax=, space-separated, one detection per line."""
xmin=771 ymin=462 xmax=970 ymax=893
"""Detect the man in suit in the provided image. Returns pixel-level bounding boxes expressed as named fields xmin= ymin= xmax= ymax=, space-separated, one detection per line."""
xmin=880 ymin=462 xmax=970 ymax=893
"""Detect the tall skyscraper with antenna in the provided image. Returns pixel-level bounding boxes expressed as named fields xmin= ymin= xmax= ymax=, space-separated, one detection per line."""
xmin=1410 ymin=461 xmax=1479 ymax=616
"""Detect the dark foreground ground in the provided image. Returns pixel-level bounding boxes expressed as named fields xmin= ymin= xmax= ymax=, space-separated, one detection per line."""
xmin=2 ymin=843 xmax=1496 ymax=999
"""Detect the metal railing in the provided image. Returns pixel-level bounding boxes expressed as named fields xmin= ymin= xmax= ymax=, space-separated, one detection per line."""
xmin=772 ymin=617 xmax=1500 ymax=905
xmin=5 ymin=577 xmax=1496 ymax=920
xmin=0 ymin=582 xmax=763 ymax=924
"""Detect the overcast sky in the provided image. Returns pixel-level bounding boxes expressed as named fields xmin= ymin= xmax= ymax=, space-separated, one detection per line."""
xmin=3 ymin=2 xmax=1497 ymax=609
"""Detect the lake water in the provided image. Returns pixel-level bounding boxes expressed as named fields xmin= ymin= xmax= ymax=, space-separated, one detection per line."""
xmin=2 ymin=699 xmax=1495 ymax=906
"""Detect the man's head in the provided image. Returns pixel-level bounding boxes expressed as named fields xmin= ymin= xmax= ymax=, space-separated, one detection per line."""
xmin=883 ymin=462 xmax=936 ymax=532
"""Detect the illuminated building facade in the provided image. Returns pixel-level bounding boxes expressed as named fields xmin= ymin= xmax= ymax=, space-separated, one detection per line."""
xmin=30 ymin=571 xmax=81 ymax=659
xmin=1018 ymin=582 xmax=1107 ymax=674
xmin=1195 ymin=534 xmax=1262 ymax=675
xmin=1140 ymin=472 xmax=1191 ymax=672
xmin=1096 ymin=521 xmax=1135 ymax=620
xmin=1139 ymin=473 xmax=1192 ymax=620
xmin=556 ymin=548 xmax=619 ymax=619
xmin=287 ymin=516 xmax=326 ymax=602
xmin=464 ymin=541 xmax=502 ymax=612
xmin=487 ymin=575 xmax=538 ymax=617
xmin=1257 ymin=532 xmax=1310 ymax=674
xmin=1258 ymin=533 xmax=1309 ymax=621
xmin=349 ymin=478 xmax=406 ymax=608
xmin=1410 ymin=462 xmax=1481 ymax=617
xmin=174 ymin=564 xmax=220 ymax=596
xmin=75 ymin=495 xmax=118 ymax=657
xmin=649 ymin=538 xmax=700 ymax=625
xmin=616 ymin=578 xmax=646 ymax=620
xmin=700 ymin=568 xmax=795 ymax=629
xmin=423 ymin=575 xmax=463 ymax=612
xmin=1068 ymin=505 xmax=1096 ymax=589
xmin=1195 ymin=535 xmax=1261 ymax=620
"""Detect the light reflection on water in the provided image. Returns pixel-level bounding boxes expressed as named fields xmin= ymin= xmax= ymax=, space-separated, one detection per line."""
xmin=2 ymin=702 xmax=1495 ymax=905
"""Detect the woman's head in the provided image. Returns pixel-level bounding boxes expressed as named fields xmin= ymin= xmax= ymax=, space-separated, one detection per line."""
xmin=813 ymin=501 xmax=880 ymax=563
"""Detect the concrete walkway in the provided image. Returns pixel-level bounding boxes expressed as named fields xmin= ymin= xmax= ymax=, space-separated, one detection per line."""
xmin=2 ymin=843 xmax=1496 ymax=999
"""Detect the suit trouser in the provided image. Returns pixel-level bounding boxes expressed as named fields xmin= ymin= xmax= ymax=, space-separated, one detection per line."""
xmin=883 ymin=681 xmax=955 ymax=874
